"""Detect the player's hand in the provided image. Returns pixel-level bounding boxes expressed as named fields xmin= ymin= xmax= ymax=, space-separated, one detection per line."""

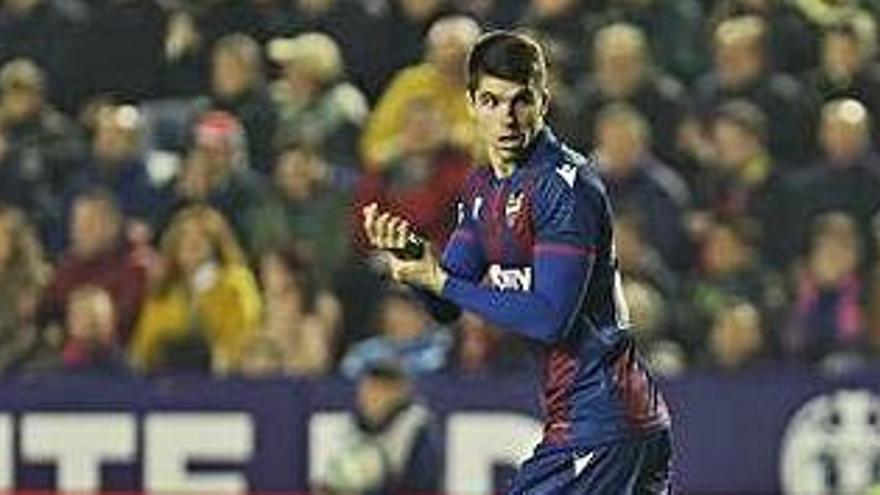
xmin=361 ymin=202 xmax=410 ymax=251
xmin=386 ymin=243 xmax=448 ymax=294
xmin=362 ymin=202 xmax=448 ymax=293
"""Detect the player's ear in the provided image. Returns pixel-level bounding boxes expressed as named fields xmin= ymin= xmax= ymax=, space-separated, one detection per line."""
xmin=539 ymin=87 xmax=550 ymax=118
xmin=466 ymin=89 xmax=477 ymax=116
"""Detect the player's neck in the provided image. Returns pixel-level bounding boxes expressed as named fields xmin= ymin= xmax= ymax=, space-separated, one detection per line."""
xmin=488 ymin=151 xmax=517 ymax=179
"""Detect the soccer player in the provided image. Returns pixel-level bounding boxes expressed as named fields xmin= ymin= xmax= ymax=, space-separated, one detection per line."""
xmin=362 ymin=30 xmax=672 ymax=494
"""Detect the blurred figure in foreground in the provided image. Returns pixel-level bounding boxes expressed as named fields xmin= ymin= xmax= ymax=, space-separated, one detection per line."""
xmin=341 ymin=285 xmax=453 ymax=380
xmin=318 ymin=361 xmax=440 ymax=495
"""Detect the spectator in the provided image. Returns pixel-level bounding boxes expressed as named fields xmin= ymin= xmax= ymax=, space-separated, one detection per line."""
xmin=59 ymin=285 xmax=128 ymax=373
xmin=574 ymin=22 xmax=688 ymax=167
xmin=710 ymin=0 xmax=818 ymax=75
xmin=341 ymin=284 xmax=453 ymax=380
xmin=355 ymin=97 xmax=472 ymax=250
xmin=785 ymin=212 xmax=867 ymax=364
xmin=174 ymin=111 xmax=280 ymax=256
xmin=241 ymin=245 xmax=341 ymax=376
xmin=360 ymin=15 xmax=480 ymax=169
xmin=0 ymin=0 xmax=86 ymax=111
xmin=695 ymin=100 xmax=789 ymax=264
xmin=679 ymin=217 xmax=786 ymax=360
xmin=0 ymin=205 xmax=50 ymax=373
xmin=203 ymin=34 xmax=278 ymax=173
xmin=318 ymin=361 xmax=441 ymax=494
xmin=706 ymin=300 xmax=767 ymax=370
xmin=66 ymin=103 xmax=172 ymax=236
xmin=267 ymin=32 xmax=369 ymax=167
xmin=694 ymin=15 xmax=815 ymax=162
xmin=130 ymin=206 xmax=262 ymax=374
xmin=784 ymin=99 xmax=880 ymax=259
xmin=806 ymin=22 xmax=880 ymax=148
xmin=161 ymin=0 xmax=268 ymax=97
xmin=41 ymin=188 xmax=149 ymax=345
xmin=595 ymin=103 xmax=691 ymax=271
xmin=269 ymin=147 xmax=351 ymax=285
xmin=0 ymin=59 xmax=85 ymax=247
xmin=584 ymin=0 xmax=707 ymax=84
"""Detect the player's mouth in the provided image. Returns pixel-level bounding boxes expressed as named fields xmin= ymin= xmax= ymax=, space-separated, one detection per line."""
xmin=497 ymin=134 xmax=523 ymax=149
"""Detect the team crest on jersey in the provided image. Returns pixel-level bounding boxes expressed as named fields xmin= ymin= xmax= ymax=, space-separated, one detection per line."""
xmin=505 ymin=191 xmax=525 ymax=227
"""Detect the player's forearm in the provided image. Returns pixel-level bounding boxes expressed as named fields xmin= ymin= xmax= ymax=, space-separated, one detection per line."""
xmin=440 ymin=252 xmax=592 ymax=343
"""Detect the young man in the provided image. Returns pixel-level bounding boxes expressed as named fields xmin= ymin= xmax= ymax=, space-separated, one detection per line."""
xmin=363 ymin=30 xmax=672 ymax=494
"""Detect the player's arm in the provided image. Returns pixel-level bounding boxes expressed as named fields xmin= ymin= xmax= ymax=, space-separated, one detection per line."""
xmin=410 ymin=222 xmax=486 ymax=322
xmin=434 ymin=170 xmax=602 ymax=343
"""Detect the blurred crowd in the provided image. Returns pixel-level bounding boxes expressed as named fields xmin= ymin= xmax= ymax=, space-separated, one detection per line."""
xmin=1 ymin=0 xmax=880 ymax=382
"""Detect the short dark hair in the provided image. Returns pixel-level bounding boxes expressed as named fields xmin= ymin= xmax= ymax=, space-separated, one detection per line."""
xmin=467 ymin=30 xmax=547 ymax=95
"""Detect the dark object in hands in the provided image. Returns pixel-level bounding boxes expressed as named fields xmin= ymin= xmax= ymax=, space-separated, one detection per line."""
xmin=390 ymin=232 xmax=426 ymax=260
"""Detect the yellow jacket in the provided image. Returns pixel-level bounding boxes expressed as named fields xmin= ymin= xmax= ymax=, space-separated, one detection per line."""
xmin=360 ymin=63 xmax=477 ymax=168
xmin=130 ymin=264 xmax=262 ymax=373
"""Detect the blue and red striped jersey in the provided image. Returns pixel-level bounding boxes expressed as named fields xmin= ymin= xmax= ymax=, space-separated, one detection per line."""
xmin=438 ymin=127 xmax=671 ymax=449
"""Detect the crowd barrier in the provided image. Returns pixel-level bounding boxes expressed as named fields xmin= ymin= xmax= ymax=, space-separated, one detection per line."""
xmin=0 ymin=367 xmax=877 ymax=495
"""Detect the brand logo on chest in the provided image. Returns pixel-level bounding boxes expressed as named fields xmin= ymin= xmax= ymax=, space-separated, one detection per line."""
xmin=488 ymin=264 xmax=532 ymax=292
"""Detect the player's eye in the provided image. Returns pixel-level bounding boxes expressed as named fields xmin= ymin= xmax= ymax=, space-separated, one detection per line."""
xmin=478 ymin=92 xmax=498 ymax=108
xmin=513 ymin=91 xmax=535 ymax=107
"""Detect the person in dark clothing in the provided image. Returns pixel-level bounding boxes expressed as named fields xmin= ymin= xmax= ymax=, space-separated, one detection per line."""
xmin=173 ymin=111 xmax=280 ymax=257
xmin=694 ymin=15 xmax=815 ymax=162
xmin=65 ymin=103 xmax=173 ymax=237
xmin=710 ymin=0 xmax=818 ymax=75
xmin=573 ymin=22 xmax=689 ymax=167
xmin=783 ymin=98 xmax=880 ymax=260
xmin=806 ymin=22 xmax=880 ymax=149
xmin=202 ymin=34 xmax=278 ymax=174
xmin=0 ymin=59 xmax=86 ymax=250
xmin=694 ymin=100 xmax=789 ymax=266
xmin=595 ymin=104 xmax=692 ymax=273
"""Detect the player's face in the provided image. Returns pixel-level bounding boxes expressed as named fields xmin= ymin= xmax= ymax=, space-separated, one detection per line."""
xmin=470 ymin=74 xmax=548 ymax=166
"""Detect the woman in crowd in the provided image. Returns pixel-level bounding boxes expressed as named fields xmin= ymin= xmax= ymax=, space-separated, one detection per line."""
xmin=130 ymin=206 xmax=262 ymax=374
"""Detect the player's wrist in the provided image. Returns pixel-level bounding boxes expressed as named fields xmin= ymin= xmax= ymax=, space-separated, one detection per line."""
xmin=431 ymin=265 xmax=449 ymax=295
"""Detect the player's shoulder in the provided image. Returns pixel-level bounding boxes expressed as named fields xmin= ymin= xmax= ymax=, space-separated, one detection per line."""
xmin=531 ymin=142 xmax=608 ymax=205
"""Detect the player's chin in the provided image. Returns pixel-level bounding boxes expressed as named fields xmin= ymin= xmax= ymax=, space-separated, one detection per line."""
xmin=494 ymin=144 xmax=523 ymax=160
